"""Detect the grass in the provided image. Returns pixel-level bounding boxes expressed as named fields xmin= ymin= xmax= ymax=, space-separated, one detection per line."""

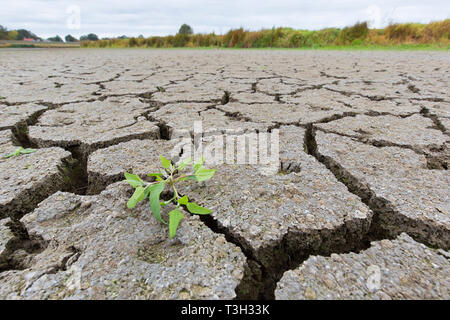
xmin=0 ymin=41 xmax=80 ymax=48
xmin=78 ymin=44 xmax=449 ymax=51
xmin=4 ymin=43 xmax=36 ymax=48
xmin=285 ymin=44 xmax=450 ymax=50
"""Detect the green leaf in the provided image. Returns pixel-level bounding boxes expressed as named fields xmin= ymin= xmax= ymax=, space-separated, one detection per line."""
xmin=3 ymin=147 xmax=23 ymax=159
xmin=178 ymin=175 xmax=197 ymax=182
xmin=124 ymin=172 xmax=144 ymax=188
xmin=127 ymin=186 xmax=146 ymax=209
xmin=177 ymin=195 xmax=188 ymax=205
xmin=194 ymin=167 xmax=216 ymax=182
xmin=160 ymin=155 xmax=171 ymax=169
xmin=2 ymin=147 xmax=36 ymax=159
xmin=177 ymin=157 xmax=192 ymax=171
xmin=168 ymin=209 xmax=184 ymax=238
xmin=20 ymin=148 xmax=36 ymax=154
xmin=147 ymin=172 xmax=164 ymax=182
xmin=142 ymin=185 xmax=151 ymax=199
xmin=149 ymin=182 xmax=167 ymax=224
xmin=147 ymin=173 xmax=163 ymax=177
xmin=193 ymin=157 xmax=204 ymax=172
xmin=186 ymin=202 xmax=212 ymax=215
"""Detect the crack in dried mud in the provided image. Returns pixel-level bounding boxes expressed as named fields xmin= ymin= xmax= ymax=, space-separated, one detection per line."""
xmin=305 ymin=125 xmax=449 ymax=250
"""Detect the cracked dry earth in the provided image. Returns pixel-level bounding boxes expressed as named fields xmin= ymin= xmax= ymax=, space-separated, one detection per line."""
xmin=0 ymin=49 xmax=448 ymax=300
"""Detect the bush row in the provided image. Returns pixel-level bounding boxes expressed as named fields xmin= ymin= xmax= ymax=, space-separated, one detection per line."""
xmin=81 ymin=20 xmax=450 ymax=48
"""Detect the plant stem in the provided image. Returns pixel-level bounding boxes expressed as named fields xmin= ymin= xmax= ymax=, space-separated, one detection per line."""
xmin=170 ymin=171 xmax=179 ymax=200
xmin=143 ymin=180 xmax=161 ymax=187
xmin=174 ymin=174 xmax=195 ymax=182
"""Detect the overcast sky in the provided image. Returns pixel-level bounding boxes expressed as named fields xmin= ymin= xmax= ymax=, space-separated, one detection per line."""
xmin=1 ymin=0 xmax=449 ymax=39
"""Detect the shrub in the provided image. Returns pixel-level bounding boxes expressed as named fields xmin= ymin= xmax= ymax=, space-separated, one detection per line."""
xmin=423 ymin=19 xmax=450 ymax=43
xmin=173 ymin=33 xmax=189 ymax=47
xmin=224 ymin=28 xmax=246 ymax=47
xmin=338 ymin=22 xmax=369 ymax=45
xmin=385 ymin=23 xmax=424 ymax=42
xmin=76 ymin=19 xmax=449 ymax=48
xmin=128 ymin=37 xmax=138 ymax=47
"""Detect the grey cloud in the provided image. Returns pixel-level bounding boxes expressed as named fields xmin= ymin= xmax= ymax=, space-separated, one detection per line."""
xmin=1 ymin=0 xmax=448 ymax=39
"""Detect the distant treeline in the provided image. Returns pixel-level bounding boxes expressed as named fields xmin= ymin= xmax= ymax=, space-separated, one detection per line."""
xmin=80 ymin=20 xmax=449 ymax=48
xmin=0 ymin=25 xmax=80 ymax=43
xmin=0 ymin=26 xmax=40 ymax=41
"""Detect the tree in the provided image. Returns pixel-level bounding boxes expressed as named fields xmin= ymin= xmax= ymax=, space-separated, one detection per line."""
xmin=47 ymin=35 xmax=63 ymax=42
xmin=87 ymin=33 xmax=99 ymax=41
xmin=7 ymin=30 xmax=18 ymax=40
xmin=178 ymin=24 xmax=193 ymax=35
xmin=80 ymin=33 xmax=99 ymax=41
xmin=16 ymin=29 xmax=38 ymax=40
xmin=0 ymin=25 xmax=8 ymax=40
xmin=65 ymin=34 xmax=78 ymax=42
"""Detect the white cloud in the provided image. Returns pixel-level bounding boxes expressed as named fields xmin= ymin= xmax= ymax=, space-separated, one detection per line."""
xmin=1 ymin=0 xmax=449 ymax=38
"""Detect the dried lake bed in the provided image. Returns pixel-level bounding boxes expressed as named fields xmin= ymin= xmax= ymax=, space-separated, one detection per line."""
xmin=0 ymin=49 xmax=448 ymax=299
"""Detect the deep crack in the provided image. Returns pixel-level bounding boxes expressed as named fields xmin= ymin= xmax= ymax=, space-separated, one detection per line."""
xmin=305 ymin=124 xmax=449 ymax=250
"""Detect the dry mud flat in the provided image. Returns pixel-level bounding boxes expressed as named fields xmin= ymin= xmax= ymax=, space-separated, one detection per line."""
xmin=0 ymin=49 xmax=448 ymax=299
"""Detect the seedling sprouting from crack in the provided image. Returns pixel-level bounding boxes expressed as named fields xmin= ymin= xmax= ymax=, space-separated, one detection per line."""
xmin=124 ymin=156 xmax=216 ymax=238
xmin=2 ymin=147 xmax=36 ymax=159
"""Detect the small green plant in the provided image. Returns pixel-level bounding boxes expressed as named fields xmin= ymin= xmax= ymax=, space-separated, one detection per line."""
xmin=124 ymin=156 xmax=216 ymax=238
xmin=2 ymin=147 xmax=36 ymax=159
